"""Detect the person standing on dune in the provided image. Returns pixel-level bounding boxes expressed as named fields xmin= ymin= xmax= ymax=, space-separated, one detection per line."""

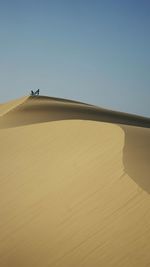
xmin=30 ymin=89 xmax=40 ymax=96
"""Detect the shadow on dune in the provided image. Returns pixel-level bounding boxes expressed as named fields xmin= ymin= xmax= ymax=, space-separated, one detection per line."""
xmin=0 ymin=96 xmax=150 ymax=129
xmin=0 ymin=96 xmax=150 ymax=194
xmin=121 ymin=125 xmax=150 ymax=194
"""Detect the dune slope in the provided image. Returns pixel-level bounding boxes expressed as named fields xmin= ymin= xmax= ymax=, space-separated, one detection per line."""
xmin=0 ymin=96 xmax=150 ymax=267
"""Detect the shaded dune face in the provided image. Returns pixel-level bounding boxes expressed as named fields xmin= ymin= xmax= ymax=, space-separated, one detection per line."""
xmin=122 ymin=126 xmax=150 ymax=193
xmin=0 ymin=96 xmax=150 ymax=267
xmin=0 ymin=96 xmax=150 ymax=129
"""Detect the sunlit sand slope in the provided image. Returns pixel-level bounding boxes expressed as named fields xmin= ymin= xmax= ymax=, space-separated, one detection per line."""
xmin=0 ymin=97 xmax=28 ymax=117
xmin=0 ymin=96 xmax=150 ymax=267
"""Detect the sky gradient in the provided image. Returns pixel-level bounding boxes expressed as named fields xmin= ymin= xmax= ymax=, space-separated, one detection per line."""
xmin=0 ymin=0 xmax=150 ymax=117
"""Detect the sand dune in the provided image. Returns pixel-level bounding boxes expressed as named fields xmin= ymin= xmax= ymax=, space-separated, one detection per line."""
xmin=0 ymin=95 xmax=150 ymax=267
xmin=0 ymin=96 xmax=150 ymax=129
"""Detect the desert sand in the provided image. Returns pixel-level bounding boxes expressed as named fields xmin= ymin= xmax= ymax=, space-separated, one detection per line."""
xmin=0 ymin=95 xmax=150 ymax=267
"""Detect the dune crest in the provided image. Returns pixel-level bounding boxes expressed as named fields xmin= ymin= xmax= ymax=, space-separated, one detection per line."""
xmin=0 ymin=95 xmax=150 ymax=267
xmin=0 ymin=95 xmax=150 ymax=129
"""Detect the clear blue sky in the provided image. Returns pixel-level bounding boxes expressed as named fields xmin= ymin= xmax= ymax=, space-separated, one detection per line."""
xmin=0 ymin=0 xmax=150 ymax=117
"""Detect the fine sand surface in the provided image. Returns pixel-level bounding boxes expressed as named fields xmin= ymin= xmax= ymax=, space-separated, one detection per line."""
xmin=0 ymin=96 xmax=150 ymax=267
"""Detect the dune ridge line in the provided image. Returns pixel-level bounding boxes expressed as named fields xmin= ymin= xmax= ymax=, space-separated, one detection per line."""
xmin=0 ymin=95 xmax=150 ymax=129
